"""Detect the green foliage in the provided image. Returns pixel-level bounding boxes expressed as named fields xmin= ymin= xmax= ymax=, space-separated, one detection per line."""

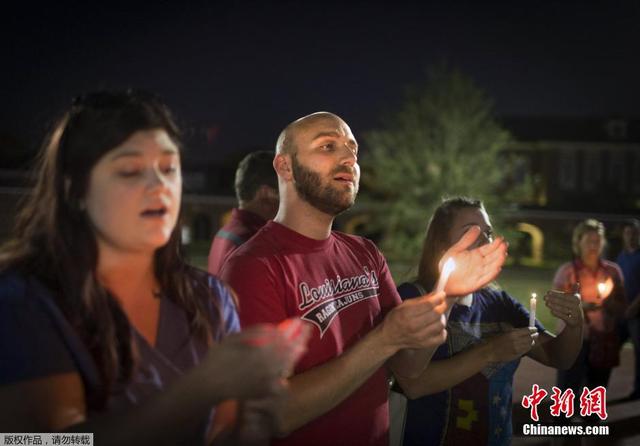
xmin=361 ymin=65 xmax=531 ymax=263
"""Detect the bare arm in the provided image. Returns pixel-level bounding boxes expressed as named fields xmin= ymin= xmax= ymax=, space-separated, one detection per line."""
xmin=396 ymin=327 xmax=537 ymax=398
xmin=276 ymin=292 xmax=447 ymax=435
xmin=527 ymin=290 xmax=584 ymax=369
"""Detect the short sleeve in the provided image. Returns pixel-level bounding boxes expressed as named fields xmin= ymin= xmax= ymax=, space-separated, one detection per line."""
xmin=365 ymin=238 xmax=402 ymax=317
xmin=0 ymin=274 xmax=77 ymax=385
xmin=207 ymin=275 xmax=241 ymax=338
xmin=220 ymin=254 xmax=288 ymax=327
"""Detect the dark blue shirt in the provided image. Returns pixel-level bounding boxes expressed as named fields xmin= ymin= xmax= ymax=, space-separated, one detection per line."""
xmin=616 ymin=249 xmax=640 ymax=304
xmin=0 ymin=271 xmax=239 ymax=441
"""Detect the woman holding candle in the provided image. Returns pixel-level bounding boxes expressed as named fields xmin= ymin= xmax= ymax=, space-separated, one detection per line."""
xmin=394 ymin=197 xmax=583 ymax=446
xmin=554 ymin=219 xmax=626 ymax=403
xmin=0 ymin=90 xmax=309 ymax=445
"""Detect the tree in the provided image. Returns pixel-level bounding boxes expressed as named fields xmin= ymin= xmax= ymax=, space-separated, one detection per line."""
xmin=360 ymin=65 xmax=531 ymax=265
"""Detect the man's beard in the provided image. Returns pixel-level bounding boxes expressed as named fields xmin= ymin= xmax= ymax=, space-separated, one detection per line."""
xmin=291 ymin=154 xmax=358 ymax=216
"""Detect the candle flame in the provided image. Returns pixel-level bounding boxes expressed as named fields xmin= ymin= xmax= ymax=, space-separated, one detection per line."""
xmin=531 ymin=292 xmax=537 ymax=299
xmin=597 ymin=279 xmax=613 ymax=299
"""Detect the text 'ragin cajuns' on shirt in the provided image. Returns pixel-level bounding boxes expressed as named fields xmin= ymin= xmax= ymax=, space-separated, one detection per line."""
xmin=299 ymin=268 xmax=380 ymax=335
xmin=220 ymin=220 xmax=401 ymax=446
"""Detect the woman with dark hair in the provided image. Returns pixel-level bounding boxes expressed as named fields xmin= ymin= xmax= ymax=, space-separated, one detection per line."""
xmin=0 ymin=90 xmax=308 ymax=445
xmin=394 ymin=197 xmax=583 ymax=446
xmin=555 ymin=219 xmax=626 ymax=404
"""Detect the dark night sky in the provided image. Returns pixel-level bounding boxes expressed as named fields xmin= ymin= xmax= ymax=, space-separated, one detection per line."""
xmin=2 ymin=1 xmax=639 ymax=162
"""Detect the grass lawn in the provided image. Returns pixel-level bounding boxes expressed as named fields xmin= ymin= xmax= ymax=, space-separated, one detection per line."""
xmin=497 ymin=266 xmax=560 ymax=331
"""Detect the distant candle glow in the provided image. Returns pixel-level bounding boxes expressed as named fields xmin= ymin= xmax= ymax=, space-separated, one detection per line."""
xmin=597 ymin=282 xmax=606 ymax=299
xmin=436 ymin=258 xmax=456 ymax=294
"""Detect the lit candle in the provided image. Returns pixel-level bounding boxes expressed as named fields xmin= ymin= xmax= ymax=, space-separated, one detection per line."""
xmin=597 ymin=282 xmax=606 ymax=299
xmin=529 ymin=292 xmax=537 ymax=328
xmin=436 ymin=258 xmax=456 ymax=294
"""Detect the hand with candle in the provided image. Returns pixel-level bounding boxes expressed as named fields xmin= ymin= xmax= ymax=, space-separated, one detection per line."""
xmin=437 ymin=225 xmax=508 ymax=296
xmin=381 ymin=290 xmax=448 ymax=351
xmin=543 ymin=289 xmax=583 ymax=327
xmin=484 ymin=327 xmax=539 ymax=363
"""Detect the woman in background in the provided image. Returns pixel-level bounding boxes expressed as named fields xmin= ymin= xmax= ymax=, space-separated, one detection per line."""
xmin=555 ymin=219 xmax=626 ymax=402
xmin=0 ymin=90 xmax=307 ymax=445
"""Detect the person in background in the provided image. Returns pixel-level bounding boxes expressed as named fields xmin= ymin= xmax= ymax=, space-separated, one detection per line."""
xmin=555 ymin=219 xmax=626 ymax=404
xmin=221 ymin=113 xmax=508 ymax=446
xmin=616 ymin=218 xmax=640 ymax=401
xmin=208 ymin=151 xmax=279 ymax=275
xmin=0 ymin=90 xmax=308 ymax=445
xmin=395 ymin=197 xmax=583 ymax=446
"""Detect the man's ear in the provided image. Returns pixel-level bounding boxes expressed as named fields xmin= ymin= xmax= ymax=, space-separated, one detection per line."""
xmin=273 ymin=153 xmax=293 ymax=181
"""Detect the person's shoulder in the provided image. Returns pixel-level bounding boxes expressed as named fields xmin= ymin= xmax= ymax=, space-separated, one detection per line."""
xmin=477 ymin=286 xmax=504 ymax=298
xmin=0 ymin=270 xmax=58 ymax=331
xmin=219 ymin=231 xmax=280 ymax=282
xmin=476 ymin=286 xmax=526 ymax=310
xmin=184 ymin=266 xmax=238 ymax=313
xmin=332 ymin=230 xmax=373 ymax=245
xmin=186 ymin=266 xmax=230 ymax=296
xmin=475 ymin=286 xmax=511 ymax=304
xmin=332 ymin=231 xmax=381 ymax=254
xmin=0 ymin=269 xmax=33 ymax=304
xmin=554 ymin=262 xmax=573 ymax=274
xmin=231 ymin=225 xmax=279 ymax=257
xmin=602 ymin=259 xmax=624 ymax=277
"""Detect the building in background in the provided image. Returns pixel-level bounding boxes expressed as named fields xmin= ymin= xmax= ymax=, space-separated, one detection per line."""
xmin=1 ymin=116 xmax=638 ymax=266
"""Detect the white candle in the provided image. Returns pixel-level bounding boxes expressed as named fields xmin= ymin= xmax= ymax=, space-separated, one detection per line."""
xmin=436 ymin=258 xmax=456 ymax=294
xmin=529 ymin=292 xmax=537 ymax=328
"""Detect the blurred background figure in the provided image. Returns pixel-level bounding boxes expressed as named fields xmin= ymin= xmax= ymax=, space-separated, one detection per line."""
xmin=0 ymin=90 xmax=307 ymax=445
xmin=554 ymin=219 xmax=626 ymax=407
xmin=208 ymin=150 xmax=278 ymax=275
xmin=616 ymin=218 xmax=640 ymax=401
xmin=394 ymin=197 xmax=582 ymax=446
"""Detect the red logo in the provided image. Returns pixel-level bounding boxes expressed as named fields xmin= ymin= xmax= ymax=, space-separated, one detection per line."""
xmin=521 ymin=385 xmax=607 ymax=421
xmin=579 ymin=386 xmax=608 ymax=420
xmin=550 ymin=387 xmax=575 ymax=418
xmin=521 ymin=384 xmax=548 ymax=421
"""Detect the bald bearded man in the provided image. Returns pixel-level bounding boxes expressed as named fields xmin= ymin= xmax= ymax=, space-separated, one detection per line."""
xmin=220 ymin=112 xmax=508 ymax=446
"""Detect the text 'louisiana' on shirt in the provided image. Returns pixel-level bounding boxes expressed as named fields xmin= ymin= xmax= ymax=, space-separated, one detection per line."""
xmin=298 ymin=267 xmax=379 ymax=311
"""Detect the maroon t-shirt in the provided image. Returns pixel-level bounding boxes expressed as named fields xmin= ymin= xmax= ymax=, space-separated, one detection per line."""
xmin=220 ymin=221 xmax=401 ymax=446
xmin=208 ymin=208 xmax=267 ymax=275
